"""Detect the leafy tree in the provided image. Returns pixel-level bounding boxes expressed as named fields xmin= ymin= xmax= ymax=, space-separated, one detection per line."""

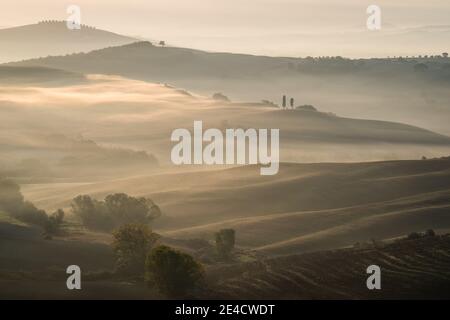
xmin=0 ymin=178 xmax=24 ymax=213
xmin=443 ymin=52 xmax=448 ymax=58
xmin=51 ymin=209 xmax=65 ymax=224
xmin=71 ymin=195 xmax=112 ymax=231
xmin=43 ymin=209 xmax=65 ymax=237
xmin=105 ymin=193 xmax=161 ymax=226
xmin=72 ymin=193 xmax=161 ymax=231
xmin=112 ymin=224 xmax=160 ymax=275
xmin=159 ymin=40 xmax=166 ymax=47
xmin=215 ymin=229 xmax=235 ymax=260
xmin=145 ymin=245 xmax=204 ymax=297
xmin=16 ymin=201 xmax=49 ymax=227
xmin=0 ymin=178 xmax=62 ymax=236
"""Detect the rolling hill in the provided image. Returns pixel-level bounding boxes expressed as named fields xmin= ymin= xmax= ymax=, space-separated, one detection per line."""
xmin=1 ymin=74 xmax=450 ymax=171
xmin=9 ymin=40 xmax=450 ymax=135
xmin=1 ymin=69 xmax=450 ymax=256
xmin=1 ymin=16 xmax=450 ymax=301
xmin=0 ymin=21 xmax=137 ymax=63
xmin=0 ymin=65 xmax=86 ymax=86
xmin=207 ymin=234 xmax=450 ymax=299
xmin=21 ymin=158 xmax=450 ymax=255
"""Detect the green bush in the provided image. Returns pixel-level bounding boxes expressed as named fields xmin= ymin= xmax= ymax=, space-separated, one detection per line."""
xmin=215 ymin=229 xmax=235 ymax=260
xmin=145 ymin=245 xmax=204 ymax=297
xmin=112 ymin=224 xmax=160 ymax=275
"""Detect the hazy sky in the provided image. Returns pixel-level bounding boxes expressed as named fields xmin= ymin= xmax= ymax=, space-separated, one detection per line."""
xmin=2 ymin=0 xmax=450 ymax=57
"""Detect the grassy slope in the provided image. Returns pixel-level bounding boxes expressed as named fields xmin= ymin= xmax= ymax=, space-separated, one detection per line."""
xmin=2 ymin=232 xmax=448 ymax=299
xmin=0 ymin=65 xmax=86 ymax=86
xmin=21 ymin=158 xmax=450 ymax=255
xmin=0 ymin=22 xmax=136 ymax=63
xmin=0 ymin=215 xmax=114 ymax=273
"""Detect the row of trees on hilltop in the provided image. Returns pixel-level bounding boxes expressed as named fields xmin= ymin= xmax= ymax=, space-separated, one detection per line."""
xmin=294 ymin=53 xmax=448 ymax=62
xmin=38 ymin=20 xmax=97 ymax=30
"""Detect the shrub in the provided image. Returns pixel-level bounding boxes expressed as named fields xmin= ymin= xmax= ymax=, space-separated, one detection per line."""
xmin=112 ymin=224 xmax=160 ymax=275
xmin=212 ymin=92 xmax=230 ymax=102
xmin=296 ymin=104 xmax=317 ymax=112
xmin=145 ymin=245 xmax=204 ymax=297
xmin=215 ymin=229 xmax=235 ymax=260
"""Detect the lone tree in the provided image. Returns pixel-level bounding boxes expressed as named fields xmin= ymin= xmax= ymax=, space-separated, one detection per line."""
xmin=443 ymin=52 xmax=448 ymax=58
xmin=145 ymin=245 xmax=204 ymax=297
xmin=44 ymin=209 xmax=65 ymax=236
xmin=212 ymin=92 xmax=230 ymax=102
xmin=215 ymin=229 xmax=235 ymax=260
xmin=159 ymin=40 xmax=166 ymax=47
xmin=51 ymin=209 xmax=65 ymax=224
xmin=112 ymin=224 xmax=160 ymax=275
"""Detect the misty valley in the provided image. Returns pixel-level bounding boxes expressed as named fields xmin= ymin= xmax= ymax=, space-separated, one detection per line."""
xmin=0 ymin=17 xmax=450 ymax=301
xmin=170 ymin=121 xmax=279 ymax=175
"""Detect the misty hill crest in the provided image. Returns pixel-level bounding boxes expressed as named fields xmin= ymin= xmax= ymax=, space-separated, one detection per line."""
xmin=0 ymin=21 xmax=137 ymax=63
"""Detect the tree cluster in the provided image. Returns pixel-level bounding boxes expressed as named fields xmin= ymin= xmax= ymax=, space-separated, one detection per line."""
xmin=71 ymin=193 xmax=161 ymax=231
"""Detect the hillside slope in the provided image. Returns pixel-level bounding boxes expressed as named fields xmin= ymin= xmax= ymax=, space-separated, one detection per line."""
xmin=10 ymin=40 xmax=450 ymax=135
xmin=0 ymin=66 xmax=86 ymax=86
xmin=2 ymin=75 xmax=449 ymax=170
xmin=0 ymin=21 xmax=136 ymax=63
xmin=207 ymin=234 xmax=450 ymax=299
xmin=21 ymin=158 xmax=450 ymax=255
